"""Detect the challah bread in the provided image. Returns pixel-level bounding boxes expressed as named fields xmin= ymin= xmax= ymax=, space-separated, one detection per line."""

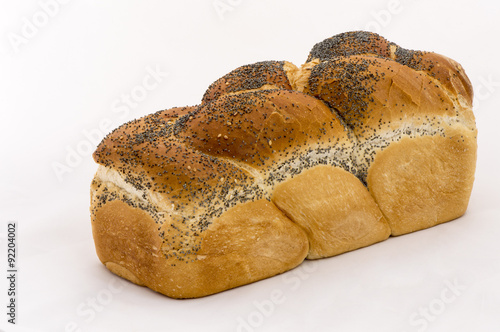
xmin=90 ymin=31 xmax=476 ymax=298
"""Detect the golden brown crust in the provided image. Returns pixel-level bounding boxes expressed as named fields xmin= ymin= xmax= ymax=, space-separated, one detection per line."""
xmin=393 ymin=50 xmax=473 ymax=108
xmin=272 ymin=165 xmax=390 ymax=259
xmin=366 ymin=127 xmax=477 ymax=235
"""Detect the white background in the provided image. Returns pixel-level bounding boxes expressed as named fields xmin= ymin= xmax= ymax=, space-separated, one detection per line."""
xmin=1 ymin=0 xmax=499 ymax=331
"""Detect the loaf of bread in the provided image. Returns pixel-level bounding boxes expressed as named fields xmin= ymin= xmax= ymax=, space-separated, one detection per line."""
xmin=90 ymin=31 xmax=476 ymax=298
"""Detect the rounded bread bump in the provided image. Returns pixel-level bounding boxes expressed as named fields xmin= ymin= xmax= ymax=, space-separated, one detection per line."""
xmin=201 ymin=60 xmax=298 ymax=104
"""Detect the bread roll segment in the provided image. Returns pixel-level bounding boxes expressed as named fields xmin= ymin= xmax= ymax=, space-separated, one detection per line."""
xmin=306 ymin=31 xmax=473 ymax=109
xmin=306 ymin=30 xmax=395 ymax=61
xmin=92 ymin=181 xmax=308 ymax=298
xmin=272 ymin=165 xmax=390 ymax=259
xmin=181 ymin=89 xmax=356 ymax=172
xmin=90 ymin=31 xmax=476 ymax=298
xmin=301 ymin=32 xmax=476 ymax=235
xmin=202 ymin=60 xmax=298 ymax=103
xmin=367 ymin=128 xmax=477 ymax=235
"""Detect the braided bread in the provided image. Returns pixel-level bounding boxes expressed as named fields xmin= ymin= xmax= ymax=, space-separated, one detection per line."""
xmin=90 ymin=31 xmax=476 ymax=298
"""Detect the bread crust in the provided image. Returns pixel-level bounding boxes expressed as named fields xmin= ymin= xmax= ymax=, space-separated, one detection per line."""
xmin=272 ymin=165 xmax=390 ymax=259
xmin=366 ymin=127 xmax=477 ymax=235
